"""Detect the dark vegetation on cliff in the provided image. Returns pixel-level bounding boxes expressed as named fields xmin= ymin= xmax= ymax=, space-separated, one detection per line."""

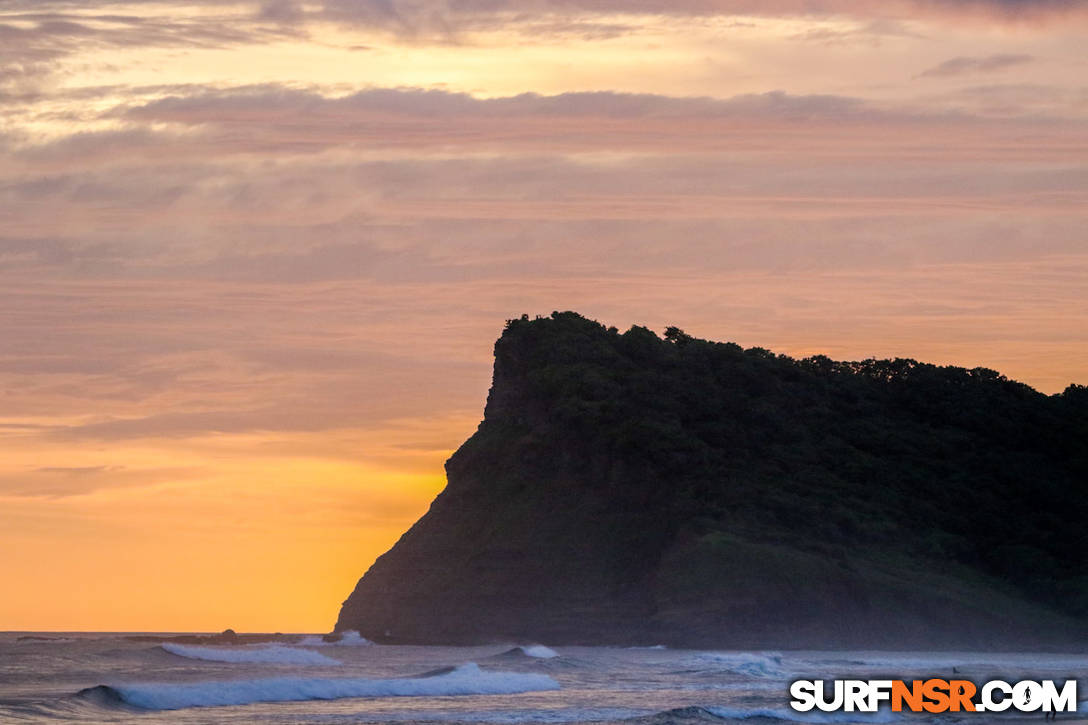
xmin=337 ymin=312 xmax=1088 ymax=648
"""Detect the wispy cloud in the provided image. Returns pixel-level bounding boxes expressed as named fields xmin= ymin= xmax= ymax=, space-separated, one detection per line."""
xmin=0 ymin=6 xmax=297 ymax=94
xmin=918 ymin=53 xmax=1036 ymax=77
xmin=269 ymin=0 xmax=1088 ymax=32
xmin=789 ymin=17 xmax=930 ymax=45
xmin=0 ymin=464 xmax=200 ymax=498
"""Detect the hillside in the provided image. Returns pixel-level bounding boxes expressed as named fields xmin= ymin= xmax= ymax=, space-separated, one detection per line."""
xmin=336 ymin=312 xmax=1088 ymax=648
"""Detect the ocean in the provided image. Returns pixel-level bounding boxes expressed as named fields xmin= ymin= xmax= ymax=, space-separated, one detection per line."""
xmin=1 ymin=633 xmax=1086 ymax=723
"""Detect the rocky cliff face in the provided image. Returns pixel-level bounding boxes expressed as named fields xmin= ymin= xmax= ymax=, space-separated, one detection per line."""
xmin=336 ymin=312 xmax=1088 ymax=648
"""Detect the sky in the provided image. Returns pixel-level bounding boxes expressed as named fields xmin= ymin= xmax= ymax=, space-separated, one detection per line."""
xmin=1 ymin=0 xmax=1086 ymax=632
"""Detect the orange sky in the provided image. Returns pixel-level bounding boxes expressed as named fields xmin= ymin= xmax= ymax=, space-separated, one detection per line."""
xmin=1 ymin=0 xmax=1086 ymax=632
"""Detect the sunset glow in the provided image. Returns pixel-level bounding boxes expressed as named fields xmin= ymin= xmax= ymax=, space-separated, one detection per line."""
xmin=2 ymin=0 xmax=1086 ymax=632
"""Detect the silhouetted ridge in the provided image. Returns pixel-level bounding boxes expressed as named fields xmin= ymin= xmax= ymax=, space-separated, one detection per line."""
xmin=337 ymin=312 xmax=1088 ymax=648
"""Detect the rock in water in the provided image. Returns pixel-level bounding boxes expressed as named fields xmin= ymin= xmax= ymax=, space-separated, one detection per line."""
xmin=337 ymin=312 xmax=1088 ymax=648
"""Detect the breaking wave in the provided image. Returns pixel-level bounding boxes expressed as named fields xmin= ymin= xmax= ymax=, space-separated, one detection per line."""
xmin=295 ymin=630 xmax=373 ymax=647
xmin=506 ymin=645 xmax=559 ymax=659
xmin=78 ymin=663 xmax=560 ymax=710
xmin=161 ymin=643 xmax=340 ymax=666
xmin=698 ymin=651 xmax=784 ymax=678
xmin=492 ymin=645 xmax=560 ymax=660
xmin=521 ymin=645 xmax=559 ymax=659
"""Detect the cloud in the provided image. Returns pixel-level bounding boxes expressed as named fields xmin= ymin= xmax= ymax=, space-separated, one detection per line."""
xmin=35 ymin=465 xmax=113 ymax=474
xmin=1 ymin=82 xmax=1084 ymax=294
xmin=1 ymin=0 xmax=1081 ymax=73
xmin=0 ymin=7 xmax=297 ymax=93
xmin=790 ymin=19 xmax=928 ymax=45
xmin=0 ymin=464 xmax=200 ymax=498
xmin=919 ymin=53 xmax=1036 ymax=77
xmin=262 ymin=0 xmax=1088 ymax=35
xmin=0 ymin=86 xmax=954 ymax=176
xmin=18 ymin=85 xmax=1059 ymax=164
xmin=117 ymin=86 xmax=880 ymax=131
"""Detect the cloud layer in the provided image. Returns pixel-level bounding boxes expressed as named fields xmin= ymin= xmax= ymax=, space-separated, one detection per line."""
xmin=1 ymin=0 xmax=1085 ymax=632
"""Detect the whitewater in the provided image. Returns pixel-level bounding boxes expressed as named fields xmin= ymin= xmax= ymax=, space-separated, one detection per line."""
xmin=2 ymin=634 xmax=1087 ymax=724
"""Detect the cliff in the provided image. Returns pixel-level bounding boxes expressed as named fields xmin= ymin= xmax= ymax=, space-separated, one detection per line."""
xmin=336 ymin=312 xmax=1088 ymax=648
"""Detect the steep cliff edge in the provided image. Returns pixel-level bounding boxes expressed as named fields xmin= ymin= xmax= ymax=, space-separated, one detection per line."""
xmin=336 ymin=312 xmax=1088 ymax=648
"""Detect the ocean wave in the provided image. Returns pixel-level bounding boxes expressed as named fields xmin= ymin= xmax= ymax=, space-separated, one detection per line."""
xmin=521 ymin=645 xmax=559 ymax=659
xmin=707 ymin=706 xmax=899 ymax=723
xmin=295 ymin=630 xmax=373 ymax=647
xmin=516 ymin=645 xmax=560 ymax=659
xmin=835 ymin=652 xmax=1088 ymax=675
xmin=80 ymin=663 xmax=560 ymax=710
xmin=697 ymin=652 xmax=784 ymax=678
xmin=161 ymin=643 xmax=340 ymax=665
xmin=492 ymin=645 xmax=560 ymax=660
xmin=74 ymin=684 xmax=128 ymax=708
xmin=840 ymin=654 xmax=974 ymax=671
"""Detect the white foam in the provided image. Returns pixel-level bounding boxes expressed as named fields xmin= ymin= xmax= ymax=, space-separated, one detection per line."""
xmin=332 ymin=630 xmax=372 ymax=646
xmin=161 ymin=643 xmax=339 ymax=666
xmin=698 ymin=651 xmax=784 ymax=678
xmin=296 ymin=630 xmax=373 ymax=647
xmin=110 ymin=663 xmax=559 ymax=710
xmin=520 ymin=645 xmax=559 ymax=659
xmin=708 ymin=706 xmax=899 ymax=723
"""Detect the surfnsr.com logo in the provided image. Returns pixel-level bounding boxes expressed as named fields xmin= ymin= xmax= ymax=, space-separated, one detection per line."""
xmin=790 ymin=679 xmax=1079 ymax=714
